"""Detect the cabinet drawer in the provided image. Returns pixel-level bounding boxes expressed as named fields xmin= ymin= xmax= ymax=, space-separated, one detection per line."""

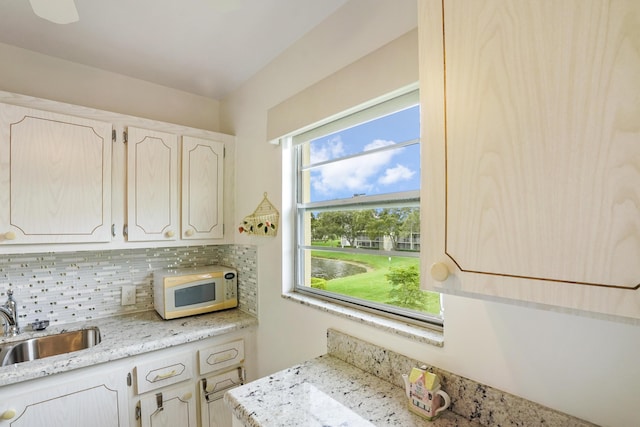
xmin=198 ymin=339 xmax=244 ymax=375
xmin=134 ymin=351 xmax=193 ymax=394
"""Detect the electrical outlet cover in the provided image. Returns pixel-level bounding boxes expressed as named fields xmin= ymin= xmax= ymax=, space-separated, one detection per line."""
xmin=121 ymin=285 xmax=136 ymax=306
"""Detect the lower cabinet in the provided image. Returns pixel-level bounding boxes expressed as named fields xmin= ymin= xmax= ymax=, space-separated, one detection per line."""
xmin=137 ymin=382 xmax=198 ymax=427
xmin=199 ymin=368 xmax=244 ymax=427
xmin=0 ymin=331 xmax=251 ymax=427
xmin=0 ymin=363 xmax=128 ymax=427
xmin=130 ymin=336 xmax=247 ymax=427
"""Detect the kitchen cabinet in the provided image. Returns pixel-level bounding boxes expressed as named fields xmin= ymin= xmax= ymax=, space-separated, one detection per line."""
xmin=126 ymin=129 xmax=224 ymax=242
xmin=199 ymin=368 xmax=244 ymax=427
xmin=137 ymin=382 xmax=198 ymax=427
xmin=0 ymin=362 xmax=128 ymax=427
xmin=0 ymin=91 xmax=234 ymax=253
xmin=420 ymin=0 xmax=640 ymax=319
xmin=198 ymin=339 xmax=245 ymax=427
xmin=0 ymin=324 xmax=252 ymax=427
xmin=0 ymin=103 xmax=112 ymax=245
xmin=181 ymin=136 xmax=224 ymax=240
xmin=126 ymin=126 xmax=179 ymax=242
xmin=130 ymin=337 xmax=246 ymax=427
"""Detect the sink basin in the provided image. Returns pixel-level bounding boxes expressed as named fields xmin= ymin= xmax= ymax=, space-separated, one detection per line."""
xmin=0 ymin=327 xmax=101 ymax=366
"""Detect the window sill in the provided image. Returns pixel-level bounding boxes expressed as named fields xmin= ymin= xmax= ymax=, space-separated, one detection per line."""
xmin=282 ymin=291 xmax=444 ymax=347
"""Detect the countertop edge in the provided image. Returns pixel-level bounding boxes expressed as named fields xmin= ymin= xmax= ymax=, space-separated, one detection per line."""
xmin=0 ymin=309 xmax=258 ymax=386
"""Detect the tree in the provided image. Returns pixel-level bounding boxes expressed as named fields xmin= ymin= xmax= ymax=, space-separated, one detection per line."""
xmin=386 ymin=265 xmax=426 ymax=310
xmin=313 ymin=210 xmax=374 ymax=247
xmin=365 ymin=208 xmax=419 ymax=250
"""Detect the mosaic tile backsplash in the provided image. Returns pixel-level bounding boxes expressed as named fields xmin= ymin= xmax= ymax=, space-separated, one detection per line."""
xmin=0 ymin=245 xmax=257 ymax=327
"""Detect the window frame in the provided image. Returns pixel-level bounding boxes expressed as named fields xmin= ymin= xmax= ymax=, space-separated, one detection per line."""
xmin=290 ymin=88 xmax=443 ymax=327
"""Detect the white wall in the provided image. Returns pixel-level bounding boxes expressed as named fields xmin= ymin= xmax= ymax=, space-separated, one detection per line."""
xmin=221 ymin=2 xmax=640 ymax=427
xmin=0 ymin=42 xmax=220 ymax=131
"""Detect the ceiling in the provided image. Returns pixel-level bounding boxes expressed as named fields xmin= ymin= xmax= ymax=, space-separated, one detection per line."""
xmin=0 ymin=0 xmax=348 ymax=100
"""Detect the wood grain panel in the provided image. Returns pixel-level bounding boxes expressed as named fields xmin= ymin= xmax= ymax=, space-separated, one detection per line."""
xmin=420 ymin=0 xmax=640 ymax=319
xmin=443 ymin=0 xmax=640 ymax=288
xmin=127 ymin=126 xmax=178 ymax=241
xmin=0 ymin=103 xmax=111 ymax=244
xmin=181 ymin=136 xmax=224 ymax=239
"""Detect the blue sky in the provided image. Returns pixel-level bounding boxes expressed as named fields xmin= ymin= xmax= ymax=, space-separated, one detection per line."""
xmin=309 ymin=105 xmax=420 ymax=202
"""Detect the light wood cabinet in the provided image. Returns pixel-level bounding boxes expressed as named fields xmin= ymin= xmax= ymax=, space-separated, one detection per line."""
xmin=126 ymin=126 xmax=179 ymax=242
xmin=126 ymin=129 xmax=224 ymax=243
xmin=0 ymin=91 xmax=233 ymax=253
xmin=0 ymin=103 xmax=112 ymax=245
xmin=138 ymin=382 xmax=198 ymax=427
xmin=130 ymin=336 xmax=246 ymax=427
xmin=420 ymin=0 xmax=640 ymax=318
xmin=0 ymin=363 xmax=128 ymax=427
xmin=181 ymin=136 xmax=224 ymax=240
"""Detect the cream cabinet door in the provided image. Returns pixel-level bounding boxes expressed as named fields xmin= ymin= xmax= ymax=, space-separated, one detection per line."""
xmin=126 ymin=126 xmax=179 ymax=242
xmin=138 ymin=382 xmax=197 ymax=427
xmin=420 ymin=0 xmax=640 ymax=318
xmin=0 ymin=103 xmax=112 ymax=244
xmin=181 ymin=136 xmax=224 ymax=240
xmin=0 ymin=367 xmax=128 ymax=427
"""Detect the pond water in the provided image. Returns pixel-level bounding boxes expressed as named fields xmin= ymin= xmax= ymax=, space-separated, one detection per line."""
xmin=311 ymin=257 xmax=367 ymax=280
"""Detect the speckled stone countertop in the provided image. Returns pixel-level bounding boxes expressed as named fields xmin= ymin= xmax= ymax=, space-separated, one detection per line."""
xmin=225 ymin=354 xmax=480 ymax=427
xmin=226 ymin=329 xmax=595 ymax=427
xmin=0 ymin=309 xmax=257 ymax=386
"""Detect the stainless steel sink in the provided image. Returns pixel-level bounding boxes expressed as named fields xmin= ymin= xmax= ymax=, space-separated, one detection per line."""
xmin=0 ymin=327 xmax=101 ymax=366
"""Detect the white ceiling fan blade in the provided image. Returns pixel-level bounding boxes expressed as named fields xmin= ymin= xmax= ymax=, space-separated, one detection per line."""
xmin=29 ymin=0 xmax=79 ymax=24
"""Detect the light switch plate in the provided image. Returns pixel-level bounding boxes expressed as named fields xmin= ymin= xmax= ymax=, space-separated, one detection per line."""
xmin=121 ymin=285 xmax=136 ymax=306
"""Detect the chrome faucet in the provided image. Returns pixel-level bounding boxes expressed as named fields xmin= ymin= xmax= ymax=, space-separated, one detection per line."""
xmin=0 ymin=289 xmax=19 ymax=336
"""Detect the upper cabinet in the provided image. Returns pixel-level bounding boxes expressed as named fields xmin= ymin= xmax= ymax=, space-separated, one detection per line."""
xmin=126 ymin=129 xmax=225 ymax=242
xmin=0 ymin=103 xmax=112 ymax=244
xmin=181 ymin=136 xmax=224 ymax=240
xmin=0 ymin=91 xmax=234 ymax=253
xmin=420 ymin=0 xmax=640 ymax=319
xmin=127 ymin=127 xmax=179 ymax=242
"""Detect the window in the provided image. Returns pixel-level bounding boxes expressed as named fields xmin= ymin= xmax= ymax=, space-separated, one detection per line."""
xmin=291 ymin=89 xmax=442 ymax=326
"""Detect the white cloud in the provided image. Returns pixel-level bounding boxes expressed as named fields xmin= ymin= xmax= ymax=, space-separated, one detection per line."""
xmin=379 ymin=164 xmax=415 ymax=185
xmin=311 ymin=138 xmax=402 ymax=195
xmin=309 ymin=136 xmax=345 ymax=163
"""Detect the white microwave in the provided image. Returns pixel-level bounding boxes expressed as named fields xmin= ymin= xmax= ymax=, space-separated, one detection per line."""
xmin=153 ymin=266 xmax=238 ymax=319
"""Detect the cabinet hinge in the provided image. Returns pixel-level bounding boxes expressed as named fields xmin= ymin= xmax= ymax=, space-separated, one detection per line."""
xmin=127 ymin=372 xmax=132 ymax=386
xmin=223 ymin=146 xmax=226 ymax=158
xmin=123 ymin=130 xmax=128 ymax=144
xmin=123 ymin=224 xmax=128 ymax=237
xmin=112 ymin=129 xmax=116 ymax=143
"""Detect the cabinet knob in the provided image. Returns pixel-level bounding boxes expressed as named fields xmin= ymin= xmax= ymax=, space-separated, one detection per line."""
xmin=0 ymin=409 xmax=16 ymax=420
xmin=430 ymin=263 xmax=449 ymax=282
xmin=185 ymin=229 xmax=194 ymax=237
xmin=182 ymin=392 xmax=193 ymax=401
xmin=4 ymin=231 xmax=16 ymax=241
xmin=165 ymin=230 xmax=175 ymax=238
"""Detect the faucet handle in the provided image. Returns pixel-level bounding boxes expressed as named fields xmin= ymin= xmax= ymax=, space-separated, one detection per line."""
xmin=31 ymin=319 xmax=50 ymax=331
xmin=6 ymin=289 xmax=13 ymax=297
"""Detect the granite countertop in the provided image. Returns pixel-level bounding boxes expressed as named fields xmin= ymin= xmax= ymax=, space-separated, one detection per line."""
xmin=0 ymin=309 xmax=257 ymax=386
xmin=225 ymin=354 xmax=481 ymax=427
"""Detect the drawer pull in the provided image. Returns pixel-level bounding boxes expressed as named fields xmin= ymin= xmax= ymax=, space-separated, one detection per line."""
xmin=153 ymin=369 xmax=177 ymax=381
xmin=207 ymin=349 xmax=239 ymax=366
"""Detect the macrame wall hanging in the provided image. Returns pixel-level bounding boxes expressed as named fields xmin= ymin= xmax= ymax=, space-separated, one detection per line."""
xmin=238 ymin=192 xmax=279 ymax=237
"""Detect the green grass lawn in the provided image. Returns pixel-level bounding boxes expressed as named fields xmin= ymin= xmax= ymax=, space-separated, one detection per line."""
xmin=310 ymin=246 xmax=441 ymax=316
